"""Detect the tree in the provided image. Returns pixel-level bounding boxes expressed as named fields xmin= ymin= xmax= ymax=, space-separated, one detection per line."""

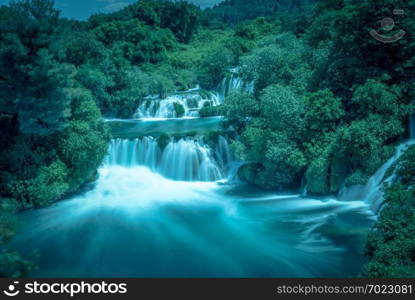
xmin=261 ymin=84 xmax=304 ymax=139
xmin=126 ymin=0 xmax=201 ymax=43
xmin=0 ymin=0 xmax=72 ymax=135
xmin=304 ymin=89 xmax=344 ymax=133
xmin=307 ymin=0 xmax=415 ymax=99
xmin=222 ymin=92 xmax=259 ymax=132
xmin=351 ymin=79 xmax=406 ymax=119
xmin=241 ymin=34 xmax=312 ymax=96
xmin=206 ymin=0 xmax=313 ymax=26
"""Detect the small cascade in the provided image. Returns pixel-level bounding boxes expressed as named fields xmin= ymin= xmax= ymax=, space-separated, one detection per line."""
xmin=216 ymin=135 xmax=233 ymax=170
xmin=134 ymin=89 xmax=220 ymax=119
xmin=217 ymin=75 xmax=243 ymax=100
xmin=106 ymin=136 xmax=232 ymax=182
xmin=216 ymin=69 xmax=254 ymax=101
xmin=159 ymin=139 xmax=222 ymax=181
xmin=134 ymin=69 xmax=254 ymax=120
xmin=106 ymin=137 xmax=161 ymax=169
xmin=339 ymin=140 xmax=415 ymax=213
xmin=410 ymin=113 xmax=415 ymax=140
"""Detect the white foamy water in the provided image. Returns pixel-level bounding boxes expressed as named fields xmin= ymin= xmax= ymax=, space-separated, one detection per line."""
xmin=12 ymin=164 xmax=375 ymax=278
xmin=134 ymin=91 xmax=220 ymax=119
xmin=9 ymin=71 xmax=393 ymax=278
xmin=106 ymin=137 xmax=232 ymax=182
xmin=339 ymin=140 xmax=415 ymax=213
xmin=134 ymin=70 xmax=253 ymax=120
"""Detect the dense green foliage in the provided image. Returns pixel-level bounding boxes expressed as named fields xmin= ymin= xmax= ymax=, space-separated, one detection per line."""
xmin=362 ymin=146 xmax=415 ymax=278
xmin=90 ymin=0 xmax=200 ymax=43
xmin=75 ymin=0 xmax=210 ymax=117
xmin=206 ymin=0 xmax=314 ymax=26
xmin=0 ymin=0 xmax=414 ymax=278
xmin=221 ymin=1 xmax=413 ymax=194
xmin=0 ymin=0 xmax=109 ymax=206
xmin=0 ymin=0 xmax=109 ymax=276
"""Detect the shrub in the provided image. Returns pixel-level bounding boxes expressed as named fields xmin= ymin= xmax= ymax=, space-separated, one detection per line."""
xmin=173 ymin=102 xmax=185 ymax=118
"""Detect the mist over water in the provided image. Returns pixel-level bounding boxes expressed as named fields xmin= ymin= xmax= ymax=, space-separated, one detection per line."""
xmin=106 ymin=137 xmax=228 ymax=182
xmin=12 ymin=164 xmax=375 ymax=277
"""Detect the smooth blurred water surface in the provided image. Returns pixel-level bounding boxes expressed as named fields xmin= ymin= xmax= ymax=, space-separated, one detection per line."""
xmin=11 ymin=166 xmax=375 ymax=278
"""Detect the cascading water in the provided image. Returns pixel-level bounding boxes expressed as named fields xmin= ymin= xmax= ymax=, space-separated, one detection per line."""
xmin=216 ymin=135 xmax=233 ymax=171
xmin=134 ymin=89 xmax=220 ymax=119
xmin=134 ymin=69 xmax=253 ymax=120
xmin=10 ymin=140 xmax=377 ymax=278
xmin=339 ymin=140 xmax=415 ymax=213
xmin=106 ymin=137 xmax=230 ymax=182
xmin=107 ymin=137 xmax=160 ymax=170
xmin=217 ymin=69 xmax=254 ymax=101
xmin=10 ymin=75 xmax=377 ymax=278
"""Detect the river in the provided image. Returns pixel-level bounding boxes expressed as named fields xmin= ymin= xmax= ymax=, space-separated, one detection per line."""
xmin=10 ymin=81 xmax=378 ymax=278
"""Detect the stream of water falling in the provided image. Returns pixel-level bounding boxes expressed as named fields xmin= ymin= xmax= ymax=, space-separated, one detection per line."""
xmin=134 ymin=70 xmax=253 ymax=120
xmin=9 ymin=77 xmax=388 ymax=278
xmin=339 ymin=140 xmax=415 ymax=213
xmin=106 ymin=137 xmax=230 ymax=182
xmin=12 ymin=166 xmax=376 ymax=277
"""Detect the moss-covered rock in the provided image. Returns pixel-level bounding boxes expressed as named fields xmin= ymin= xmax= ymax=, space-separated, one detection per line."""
xmin=173 ymin=102 xmax=185 ymax=118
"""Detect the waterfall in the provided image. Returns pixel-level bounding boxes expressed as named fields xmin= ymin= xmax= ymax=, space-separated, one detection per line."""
xmin=339 ymin=140 xmax=415 ymax=213
xmin=106 ymin=136 xmax=232 ymax=182
xmin=216 ymin=69 xmax=254 ymax=101
xmin=216 ymin=135 xmax=232 ymax=170
xmin=134 ymin=69 xmax=254 ymax=120
xmin=217 ymin=75 xmax=243 ymax=101
xmin=134 ymin=89 xmax=220 ymax=119
xmin=107 ymin=137 xmax=161 ymax=169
